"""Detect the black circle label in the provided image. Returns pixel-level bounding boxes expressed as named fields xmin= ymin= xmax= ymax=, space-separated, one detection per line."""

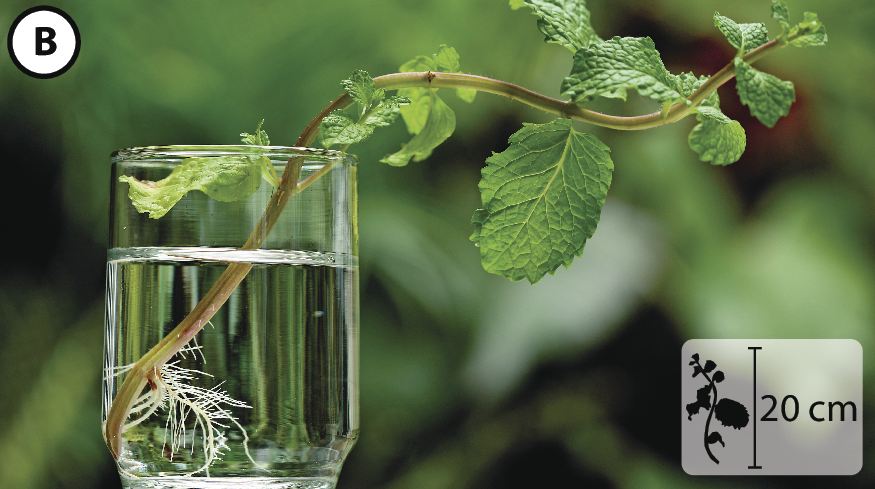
xmin=7 ymin=6 xmax=81 ymax=79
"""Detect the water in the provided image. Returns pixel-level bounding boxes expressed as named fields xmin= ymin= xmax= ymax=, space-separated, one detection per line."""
xmin=103 ymin=247 xmax=359 ymax=489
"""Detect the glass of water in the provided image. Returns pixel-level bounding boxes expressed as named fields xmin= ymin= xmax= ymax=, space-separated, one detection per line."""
xmin=103 ymin=146 xmax=359 ymax=489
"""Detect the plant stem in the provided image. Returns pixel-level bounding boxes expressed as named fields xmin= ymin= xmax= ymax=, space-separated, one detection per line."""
xmin=692 ymin=358 xmax=721 ymax=464
xmin=104 ymin=37 xmax=786 ymax=459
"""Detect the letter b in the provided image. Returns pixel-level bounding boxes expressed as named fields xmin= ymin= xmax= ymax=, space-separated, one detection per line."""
xmin=35 ymin=27 xmax=57 ymax=56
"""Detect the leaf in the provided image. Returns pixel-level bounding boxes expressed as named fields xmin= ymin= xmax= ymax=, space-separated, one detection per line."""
xmin=788 ymin=12 xmax=827 ymax=47
xmin=320 ymin=71 xmax=411 ymax=148
xmin=674 ymin=72 xmax=719 ymax=108
xmin=692 ymin=353 xmax=700 ymax=362
xmin=703 ymin=360 xmax=717 ymax=373
xmin=342 ymin=69 xmax=385 ymax=118
xmin=561 ymin=37 xmax=683 ymax=105
xmin=519 ymin=0 xmax=603 ymax=52
xmin=734 ymin=58 xmax=795 ymax=127
xmin=771 ymin=0 xmax=791 ymax=35
xmin=688 ymin=106 xmax=746 ymax=165
xmin=470 ymin=118 xmax=613 ymax=283
xmin=397 ymin=45 xmax=474 ymax=135
xmin=713 ymin=370 xmax=725 ymax=383
xmin=692 ymin=366 xmax=702 ymax=378
xmin=686 ymin=402 xmax=702 ymax=420
xmin=696 ymin=385 xmax=712 ymax=408
xmin=240 ymin=120 xmax=279 ymax=188
xmin=119 ymin=156 xmax=262 ymax=219
xmin=240 ymin=119 xmax=270 ymax=146
xmin=320 ymin=110 xmax=375 ymax=147
xmin=713 ymin=12 xmax=769 ymax=55
xmin=432 ymin=45 xmax=477 ymax=103
xmin=381 ymin=90 xmax=456 ymax=166
xmin=715 ymin=398 xmax=750 ymax=430
xmin=364 ymin=95 xmax=411 ymax=127
xmin=509 ymin=0 xmax=526 ymax=10
xmin=706 ymin=431 xmax=725 ymax=447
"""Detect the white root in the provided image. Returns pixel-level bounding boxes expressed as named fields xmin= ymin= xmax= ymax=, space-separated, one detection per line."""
xmin=105 ymin=341 xmax=260 ymax=475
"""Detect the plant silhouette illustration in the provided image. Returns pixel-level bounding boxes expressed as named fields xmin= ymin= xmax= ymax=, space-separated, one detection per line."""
xmin=686 ymin=353 xmax=750 ymax=464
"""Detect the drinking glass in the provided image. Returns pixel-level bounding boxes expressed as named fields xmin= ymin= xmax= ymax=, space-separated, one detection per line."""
xmin=103 ymin=146 xmax=359 ymax=489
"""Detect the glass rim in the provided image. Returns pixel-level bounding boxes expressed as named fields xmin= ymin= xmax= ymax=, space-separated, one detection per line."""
xmin=110 ymin=145 xmax=356 ymax=164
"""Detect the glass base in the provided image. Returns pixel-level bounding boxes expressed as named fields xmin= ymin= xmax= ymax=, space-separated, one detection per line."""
xmin=119 ymin=476 xmax=336 ymax=489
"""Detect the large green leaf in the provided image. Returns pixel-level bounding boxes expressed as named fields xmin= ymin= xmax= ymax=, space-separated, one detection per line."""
xmin=561 ymin=36 xmax=683 ymax=105
xmin=471 ymin=118 xmax=613 ymax=283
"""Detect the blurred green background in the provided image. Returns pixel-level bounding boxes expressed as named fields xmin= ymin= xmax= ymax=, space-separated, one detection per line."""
xmin=1 ymin=0 xmax=873 ymax=487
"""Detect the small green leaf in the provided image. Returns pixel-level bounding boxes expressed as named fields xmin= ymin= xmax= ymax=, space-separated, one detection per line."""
xmin=240 ymin=119 xmax=270 ymax=146
xmin=381 ymin=90 xmax=456 ymax=166
xmin=320 ymin=110 xmax=375 ymax=147
xmin=364 ymin=95 xmax=410 ymax=127
xmin=734 ymin=58 xmax=795 ymax=127
xmin=714 ymin=12 xmax=769 ymax=55
xmin=471 ymin=118 xmax=613 ymax=283
xmin=342 ymin=69 xmax=385 ymax=117
xmin=561 ymin=36 xmax=683 ymax=105
xmin=119 ymin=156 xmax=262 ymax=219
xmin=434 ymin=44 xmax=462 ymax=73
xmin=520 ymin=0 xmax=603 ymax=52
xmin=674 ymin=72 xmax=719 ymax=108
xmin=688 ymin=106 xmax=746 ymax=166
xmin=788 ymin=12 xmax=827 ymax=47
xmin=509 ymin=0 xmax=526 ymax=10
xmin=320 ymin=71 xmax=411 ymax=148
xmin=771 ymin=0 xmax=791 ymax=35
xmin=773 ymin=1 xmax=827 ymax=47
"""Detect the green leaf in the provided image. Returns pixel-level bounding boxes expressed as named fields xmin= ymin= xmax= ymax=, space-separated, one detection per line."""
xmin=397 ymin=56 xmax=439 ymax=135
xmin=674 ymin=72 xmax=719 ymax=108
xmin=788 ymin=12 xmax=827 ymax=47
xmin=688 ymin=106 xmax=746 ymax=166
xmin=320 ymin=71 xmax=411 ymax=148
xmin=119 ymin=156 xmax=262 ymax=219
xmin=396 ymin=45 xmax=474 ymax=135
xmin=773 ymin=1 xmax=826 ymax=47
xmin=432 ymin=45 xmax=477 ymax=103
xmin=470 ymin=118 xmax=613 ymax=283
xmin=381 ymin=90 xmax=456 ymax=166
xmin=342 ymin=69 xmax=385 ymax=117
xmin=771 ymin=0 xmax=791 ymax=34
xmin=240 ymin=120 xmax=279 ymax=188
xmin=320 ymin=110 xmax=375 ymax=147
xmin=240 ymin=119 xmax=270 ymax=146
xmin=713 ymin=12 xmax=769 ymax=55
xmin=520 ymin=0 xmax=603 ymax=52
xmin=509 ymin=0 xmax=526 ymax=10
xmin=364 ymin=95 xmax=410 ymax=127
xmin=561 ymin=36 xmax=683 ymax=105
xmin=734 ymin=58 xmax=795 ymax=127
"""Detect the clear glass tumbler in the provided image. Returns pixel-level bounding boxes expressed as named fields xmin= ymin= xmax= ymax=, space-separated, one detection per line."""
xmin=103 ymin=146 xmax=359 ymax=489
